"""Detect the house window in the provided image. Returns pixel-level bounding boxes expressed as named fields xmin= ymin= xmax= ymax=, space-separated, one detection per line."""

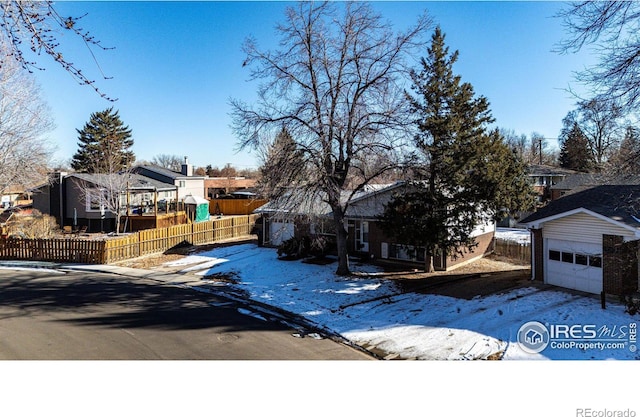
xmin=388 ymin=244 xmax=425 ymax=262
xmin=561 ymin=252 xmax=574 ymax=263
xmin=549 ymin=250 xmax=561 ymax=261
xmin=179 ymin=181 xmax=186 ymax=188
xmin=86 ymin=191 xmax=106 ymax=212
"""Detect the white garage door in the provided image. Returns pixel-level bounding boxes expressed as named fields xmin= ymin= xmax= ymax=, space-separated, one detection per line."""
xmin=545 ymin=238 xmax=602 ymax=294
xmin=269 ymin=219 xmax=294 ymax=246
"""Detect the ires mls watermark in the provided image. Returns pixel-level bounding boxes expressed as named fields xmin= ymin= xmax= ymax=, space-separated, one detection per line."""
xmin=517 ymin=321 xmax=637 ymax=354
xmin=576 ymin=409 xmax=636 ymax=417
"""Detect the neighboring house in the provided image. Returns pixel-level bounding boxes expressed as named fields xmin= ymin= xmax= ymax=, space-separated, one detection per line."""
xmin=33 ymin=172 xmax=179 ymax=233
xmin=549 ymin=173 xmax=640 ymax=201
xmin=527 ymin=164 xmax=577 ymax=203
xmin=0 ymin=204 xmax=35 ymax=237
xmin=519 ymin=185 xmax=640 ymax=296
xmin=133 ymin=158 xmax=206 ymax=200
xmin=497 ymin=164 xmax=576 ymax=228
xmin=1 ymin=186 xmax=32 ymax=209
xmin=255 ymin=182 xmax=495 ymax=271
xmin=205 ymin=177 xmax=257 ymax=199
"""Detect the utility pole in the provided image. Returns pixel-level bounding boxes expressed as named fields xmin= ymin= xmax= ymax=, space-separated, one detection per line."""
xmin=538 ymin=138 xmax=543 ymax=165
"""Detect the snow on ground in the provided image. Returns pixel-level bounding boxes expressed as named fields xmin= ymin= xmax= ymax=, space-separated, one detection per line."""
xmin=164 ymin=243 xmax=639 ymax=360
xmin=495 ymin=227 xmax=531 ymax=244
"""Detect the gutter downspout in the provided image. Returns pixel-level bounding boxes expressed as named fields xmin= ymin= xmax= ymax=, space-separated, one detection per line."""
xmin=528 ymin=227 xmax=537 ymax=281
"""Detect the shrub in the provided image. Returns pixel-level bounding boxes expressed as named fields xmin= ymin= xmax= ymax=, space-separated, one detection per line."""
xmin=6 ymin=210 xmax=59 ymax=238
xmin=277 ymin=236 xmax=309 ymax=259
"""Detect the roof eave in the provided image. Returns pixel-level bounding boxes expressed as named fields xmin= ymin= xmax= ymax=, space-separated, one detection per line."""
xmin=520 ymin=207 xmax=640 ymax=238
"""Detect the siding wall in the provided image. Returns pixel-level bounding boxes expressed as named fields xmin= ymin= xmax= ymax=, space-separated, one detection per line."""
xmin=446 ymin=231 xmax=495 ymax=269
xmin=356 ymin=220 xmax=494 ymax=271
xmin=544 ymin=212 xmax=636 ymax=244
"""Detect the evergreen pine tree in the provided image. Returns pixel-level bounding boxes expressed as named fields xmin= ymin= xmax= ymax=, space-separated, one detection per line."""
xmin=71 ymin=107 xmax=135 ymax=173
xmin=558 ymin=119 xmax=595 ymax=172
xmin=258 ymin=126 xmax=307 ymax=196
xmin=378 ymin=27 xmax=535 ymax=271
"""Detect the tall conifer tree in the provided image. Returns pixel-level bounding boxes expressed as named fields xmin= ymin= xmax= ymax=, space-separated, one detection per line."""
xmin=379 ymin=28 xmax=534 ymax=271
xmin=71 ymin=107 xmax=135 ymax=173
xmin=558 ymin=116 xmax=595 ymax=173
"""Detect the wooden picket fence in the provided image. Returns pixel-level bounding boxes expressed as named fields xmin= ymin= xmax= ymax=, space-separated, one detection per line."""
xmin=0 ymin=214 xmax=259 ymax=265
xmin=493 ymin=238 xmax=531 ymax=263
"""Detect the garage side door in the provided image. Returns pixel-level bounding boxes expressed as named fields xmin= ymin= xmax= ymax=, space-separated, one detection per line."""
xmin=545 ymin=238 xmax=602 ymax=294
xmin=269 ymin=219 xmax=294 ymax=246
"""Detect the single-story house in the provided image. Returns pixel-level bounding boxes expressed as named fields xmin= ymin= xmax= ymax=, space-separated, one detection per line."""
xmin=519 ymin=185 xmax=640 ymax=296
xmin=254 ymin=190 xmax=333 ymax=247
xmin=255 ymin=182 xmax=495 ymax=271
xmin=205 ymin=177 xmax=257 ymax=199
xmin=343 ymin=182 xmax=495 ymax=271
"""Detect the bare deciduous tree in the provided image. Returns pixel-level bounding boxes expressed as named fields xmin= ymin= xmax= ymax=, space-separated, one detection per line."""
xmin=151 ymin=154 xmax=183 ymax=172
xmin=0 ymin=38 xmax=54 ymax=195
xmin=1 ymin=0 xmax=114 ymax=100
xmin=556 ymin=1 xmax=640 ymax=114
xmin=605 ymin=125 xmax=640 ymax=176
xmin=576 ymin=97 xmax=623 ymax=166
xmin=501 ymin=129 xmax=558 ymax=166
xmin=231 ymin=2 xmax=431 ymax=275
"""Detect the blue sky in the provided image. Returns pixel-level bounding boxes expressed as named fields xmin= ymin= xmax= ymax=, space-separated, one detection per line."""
xmin=31 ymin=1 xmax=596 ymax=170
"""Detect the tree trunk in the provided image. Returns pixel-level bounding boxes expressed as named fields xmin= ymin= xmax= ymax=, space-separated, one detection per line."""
xmin=333 ymin=210 xmax=350 ymax=276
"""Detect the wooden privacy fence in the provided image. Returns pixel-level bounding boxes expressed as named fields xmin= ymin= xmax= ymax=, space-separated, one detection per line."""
xmin=493 ymin=238 xmax=531 ymax=263
xmin=209 ymin=199 xmax=267 ymax=215
xmin=0 ymin=214 xmax=259 ymax=265
xmin=0 ymin=238 xmax=106 ymax=264
xmin=104 ymin=214 xmax=258 ymax=263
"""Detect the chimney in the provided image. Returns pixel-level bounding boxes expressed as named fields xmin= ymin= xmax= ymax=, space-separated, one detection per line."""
xmin=181 ymin=156 xmax=193 ymax=176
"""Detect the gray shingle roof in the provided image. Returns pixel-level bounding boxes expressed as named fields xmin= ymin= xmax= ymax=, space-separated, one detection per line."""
xmin=133 ymin=165 xmax=183 ymax=180
xmin=551 ymin=173 xmax=640 ymax=192
xmin=68 ymin=173 xmax=177 ymax=191
xmin=519 ymin=184 xmax=640 ymax=231
xmin=255 ymin=183 xmax=405 ymax=217
xmin=527 ymin=164 xmax=577 ymax=177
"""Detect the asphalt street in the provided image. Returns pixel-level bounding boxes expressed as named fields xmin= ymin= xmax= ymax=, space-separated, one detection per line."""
xmin=0 ymin=267 xmax=372 ymax=360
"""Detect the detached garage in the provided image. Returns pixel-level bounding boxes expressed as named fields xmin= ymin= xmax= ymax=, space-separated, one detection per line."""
xmin=520 ymin=185 xmax=640 ymax=296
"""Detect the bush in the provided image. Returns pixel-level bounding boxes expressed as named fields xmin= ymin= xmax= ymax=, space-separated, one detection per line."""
xmin=277 ymin=236 xmax=310 ymax=259
xmin=5 ymin=210 xmax=59 ymax=238
xmin=309 ymin=235 xmax=336 ymax=258
xmin=622 ymin=294 xmax=640 ymax=316
xmin=277 ymin=235 xmax=336 ymax=260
